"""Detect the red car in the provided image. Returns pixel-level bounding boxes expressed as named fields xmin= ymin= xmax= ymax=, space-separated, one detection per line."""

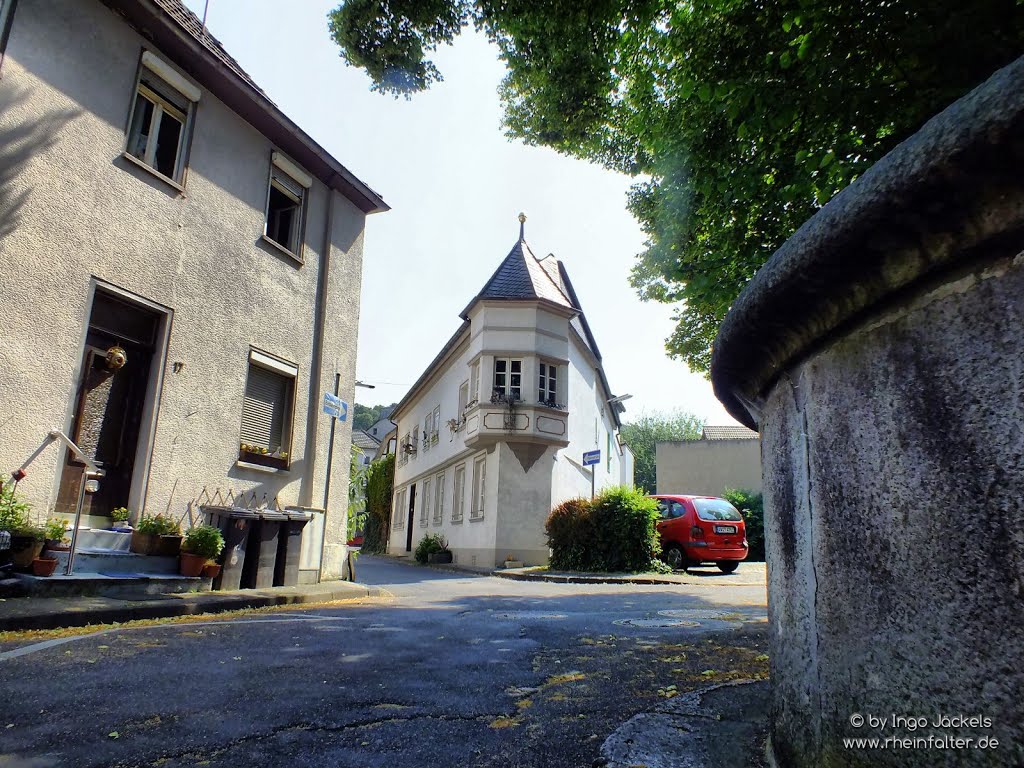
xmin=650 ymin=495 xmax=748 ymax=573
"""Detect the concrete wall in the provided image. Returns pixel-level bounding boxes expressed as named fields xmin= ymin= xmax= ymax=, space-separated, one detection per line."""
xmin=0 ymin=0 xmax=366 ymax=579
xmin=711 ymin=57 xmax=1024 ymax=766
xmin=655 ymin=439 xmax=761 ymax=496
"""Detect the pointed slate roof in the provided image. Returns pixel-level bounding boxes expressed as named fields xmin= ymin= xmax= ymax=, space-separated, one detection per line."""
xmin=462 ymin=237 xmax=574 ymax=318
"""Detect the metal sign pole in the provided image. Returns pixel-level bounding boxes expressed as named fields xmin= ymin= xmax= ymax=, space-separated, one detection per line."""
xmin=591 ymin=467 xmax=595 ymax=500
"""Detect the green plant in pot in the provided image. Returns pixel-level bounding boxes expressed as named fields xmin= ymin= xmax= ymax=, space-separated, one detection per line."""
xmin=10 ymin=521 xmax=46 ymax=571
xmin=43 ymin=517 xmax=70 ymax=553
xmin=110 ymin=506 xmax=132 ymax=530
xmin=180 ymin=524 xmax=224 ymax=577
xmin=415 ymin=532 xmax=452 ymax=565
xmin=131 ymin=514 xmax=181 ymax=555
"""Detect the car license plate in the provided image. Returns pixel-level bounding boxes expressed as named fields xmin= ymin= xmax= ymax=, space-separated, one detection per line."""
xmin=714 ymin=525 xmax=737 ymax=535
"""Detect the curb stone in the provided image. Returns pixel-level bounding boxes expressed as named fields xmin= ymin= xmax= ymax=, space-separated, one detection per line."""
xmin=0 ymin=582 xmax=382 ymax=632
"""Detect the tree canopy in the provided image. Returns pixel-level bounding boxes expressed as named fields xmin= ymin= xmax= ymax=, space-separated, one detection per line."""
xmin=619 ymin=410 xmax=703 ymax=493
xmin=352 ymin=402 xmax=397 ymax=432
xmin=329 ymin=0 xmax=1024 ymax=373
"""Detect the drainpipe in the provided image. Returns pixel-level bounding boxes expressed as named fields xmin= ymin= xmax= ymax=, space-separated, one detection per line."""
xmin=302 ymin=179 xmax=336 ymax=510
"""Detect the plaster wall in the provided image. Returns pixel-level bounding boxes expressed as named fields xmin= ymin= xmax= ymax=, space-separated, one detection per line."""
xmin=552 ymin=333 xmax=623 ymax=502
xmin=655 ymin=439 xmax=762 ymax=496
xmin=0 ymin=0 xmax=364 ymax=579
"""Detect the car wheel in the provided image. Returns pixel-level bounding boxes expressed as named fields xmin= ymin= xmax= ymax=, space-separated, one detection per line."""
xmin=717 ymin=561 xmax=739 ymax=574
xmin=665 ymin=545 xmax=686 ymax=572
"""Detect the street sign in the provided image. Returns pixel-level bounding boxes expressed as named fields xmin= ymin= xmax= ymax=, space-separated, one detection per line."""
xmin=582 ymin=449 xmax=601 ymax=467
xmin=323 ymin=392 xmax=348 ymax=421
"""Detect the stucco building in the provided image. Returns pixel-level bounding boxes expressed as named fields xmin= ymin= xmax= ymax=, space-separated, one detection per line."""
xmin=0 ymin=0 xmax=387 ymax=579
xmin=387 ymin=218 xmax=633 ymax=566
xmin=656 ymin=425 xmax=762 ymax=497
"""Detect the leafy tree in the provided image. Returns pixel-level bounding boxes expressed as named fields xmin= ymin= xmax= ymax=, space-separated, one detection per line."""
xmin=328 ymin=0 xmax=1024 ymax=372
xmin=347 ymin=445 xmax=368 ymax=541
xmin=352 ymin=402 xmax=397 ymax=432
xmin=620 ymin=410 xmax=703 ymax=493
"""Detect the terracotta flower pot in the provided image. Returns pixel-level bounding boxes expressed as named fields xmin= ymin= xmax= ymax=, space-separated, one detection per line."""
xmin=179 ymin=551 xmax=206 ymax=577
xmin=44 ymin=539 xmax=70 ymax=554
xmin=32 ymin=557 xmax=58 ymax=577
xmin=202 ymin=562 xmax=222 ymax=579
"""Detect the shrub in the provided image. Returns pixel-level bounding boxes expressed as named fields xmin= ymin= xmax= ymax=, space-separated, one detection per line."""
xmin=183 ymin=524 xmax=225 ymax=560
xmin=414 ymin=532 xmax=448 ymax=564
xmin=723 ymin=488 xmax=765 ymax=561
xmin=361 ymin=454 xmax=394 ymax=554
xmin=136 ymin=513 xmax=181 ymax=536
xmin=545 ymin=498 xmax=593 ymax=571
xmin=545 ymin=487 xmax=661 ymax=573
xmin=589 ymin=486 xmax=661 ymax=572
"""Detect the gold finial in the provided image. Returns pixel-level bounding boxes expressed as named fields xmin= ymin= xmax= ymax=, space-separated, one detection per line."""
xmin=518 ymin=211 xmax=526 ymax=240
xmin=518 ymin=212 xmax=527 ymax=223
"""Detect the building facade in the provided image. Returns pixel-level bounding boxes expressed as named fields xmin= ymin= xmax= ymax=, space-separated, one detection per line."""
xmin=0 ymin=0 xmax=387 ymax=579
xmin=387 ymin=220 xmax=633 ymax=566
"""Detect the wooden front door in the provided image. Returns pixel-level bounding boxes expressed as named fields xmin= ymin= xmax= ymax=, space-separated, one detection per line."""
xmin=55 ymin=292 xmax=160 ymax=519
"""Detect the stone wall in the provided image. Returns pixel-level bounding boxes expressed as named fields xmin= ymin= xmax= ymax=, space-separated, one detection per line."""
xmin=711 ymin=57 xmax=1024 ymax=766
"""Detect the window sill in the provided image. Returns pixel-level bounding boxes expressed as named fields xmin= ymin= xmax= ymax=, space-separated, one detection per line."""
xmin=259 ymin=234 xmax=304 ymax=265
xmin=235 ymin=460 xmax=286 ymax=474
xmin=121 ymin=151 xmax=186 ymax=194
xmin=451 ymin=518 xmax=464 ymax=525
xmin=469 ymin=515 xmax=485 ymax=523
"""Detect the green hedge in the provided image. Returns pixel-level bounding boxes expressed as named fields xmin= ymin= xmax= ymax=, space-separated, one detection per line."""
xmin=545 ymin=486 xmax=661 ymax=572
xmin=361 ymin=454 xmax=394 ymax=554
xmin=723 ymin=488 xmax=765 ymax=561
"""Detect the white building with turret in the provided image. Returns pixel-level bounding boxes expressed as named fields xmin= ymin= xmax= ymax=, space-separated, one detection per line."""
xmin=387 ymin=217 xmax=633 ymax=566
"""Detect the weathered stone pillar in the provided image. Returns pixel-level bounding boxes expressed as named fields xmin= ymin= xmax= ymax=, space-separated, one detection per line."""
xmin=711 ymin=57 xmax=1024 ymax=767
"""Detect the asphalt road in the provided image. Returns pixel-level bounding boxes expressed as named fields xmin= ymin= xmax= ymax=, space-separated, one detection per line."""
xmin=0 ymin=557 xmax=769 ymax=768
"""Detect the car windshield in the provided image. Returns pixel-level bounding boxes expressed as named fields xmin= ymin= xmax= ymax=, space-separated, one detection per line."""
xmin=693 ymin=499 xmax=743 ymax=522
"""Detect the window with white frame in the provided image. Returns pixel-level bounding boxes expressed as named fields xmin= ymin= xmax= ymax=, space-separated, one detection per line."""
xmin=431 ymin=405 xmax=440 ymax=444
xmin=452 ymin=464 xmax=466 ymax=522
xmin=458 ymin=380 xmax=469 ymax=415
xmin=239 ymin=350 xmax=296 ymax=469
xmin=393 ymin=487 xmax=406 ymax=529
xmin=399 ymin=433 xmax=410 ymax=465
xmin=433 ymin=471 xmax=444 ymax=524
xmin=423 ymin=412 xmax=432 ymax=452
xmin=538 ymin=362 xmax=559 ymax=406
xmin=470 ymin=455 xmax=486 ymax=520
xmin=421 ymin=477 xmax=431 ymax=526
xmin=126 ymin=52 xmax=199 ymax=184
xmin=492 ymin=359 xmax=522 ymax=402
xmin=265 ymin=153 xmax=310 ymax=257
xmin=412 ymin=426 xmax=419 ymax=459
xmin=470 ymin=360 xmax=480 ymax=404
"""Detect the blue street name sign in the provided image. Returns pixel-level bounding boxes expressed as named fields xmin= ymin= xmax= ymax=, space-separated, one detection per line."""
xmin=582 ymin=449 xmax=601 ymax=467
xmin=323 ymin=392 xmax=348 ymax=421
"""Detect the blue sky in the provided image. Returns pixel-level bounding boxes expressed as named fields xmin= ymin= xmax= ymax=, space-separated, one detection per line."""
xmin=186 ymin=0 xmax=738 ymax=426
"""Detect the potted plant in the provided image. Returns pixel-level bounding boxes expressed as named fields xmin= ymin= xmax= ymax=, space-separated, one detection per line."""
xmin=202 ymin=561 xmax=222 ymax=579
xmin=43 ymin=517 xmax=70 ymax=553
xmin=31 ymin=554 xmax=58 ymax=577
xmin=503 ymin=554 xmax=523 ymax=569
xmin=131 ymin=514 xmax=180 ymax=555
xmin=415 ymin=533 xmax=452 ymax=564
xmin=10 ymin=522 xmax=46 ymax=570
xmin=110 ymin=506 xmax=132 ymax=532
xmin=180 ymin=524 xmax=224 ymax=577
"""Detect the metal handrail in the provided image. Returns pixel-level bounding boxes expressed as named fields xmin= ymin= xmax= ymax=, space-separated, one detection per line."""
xmin=12 ymin=430 xmax=102 ymax=576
